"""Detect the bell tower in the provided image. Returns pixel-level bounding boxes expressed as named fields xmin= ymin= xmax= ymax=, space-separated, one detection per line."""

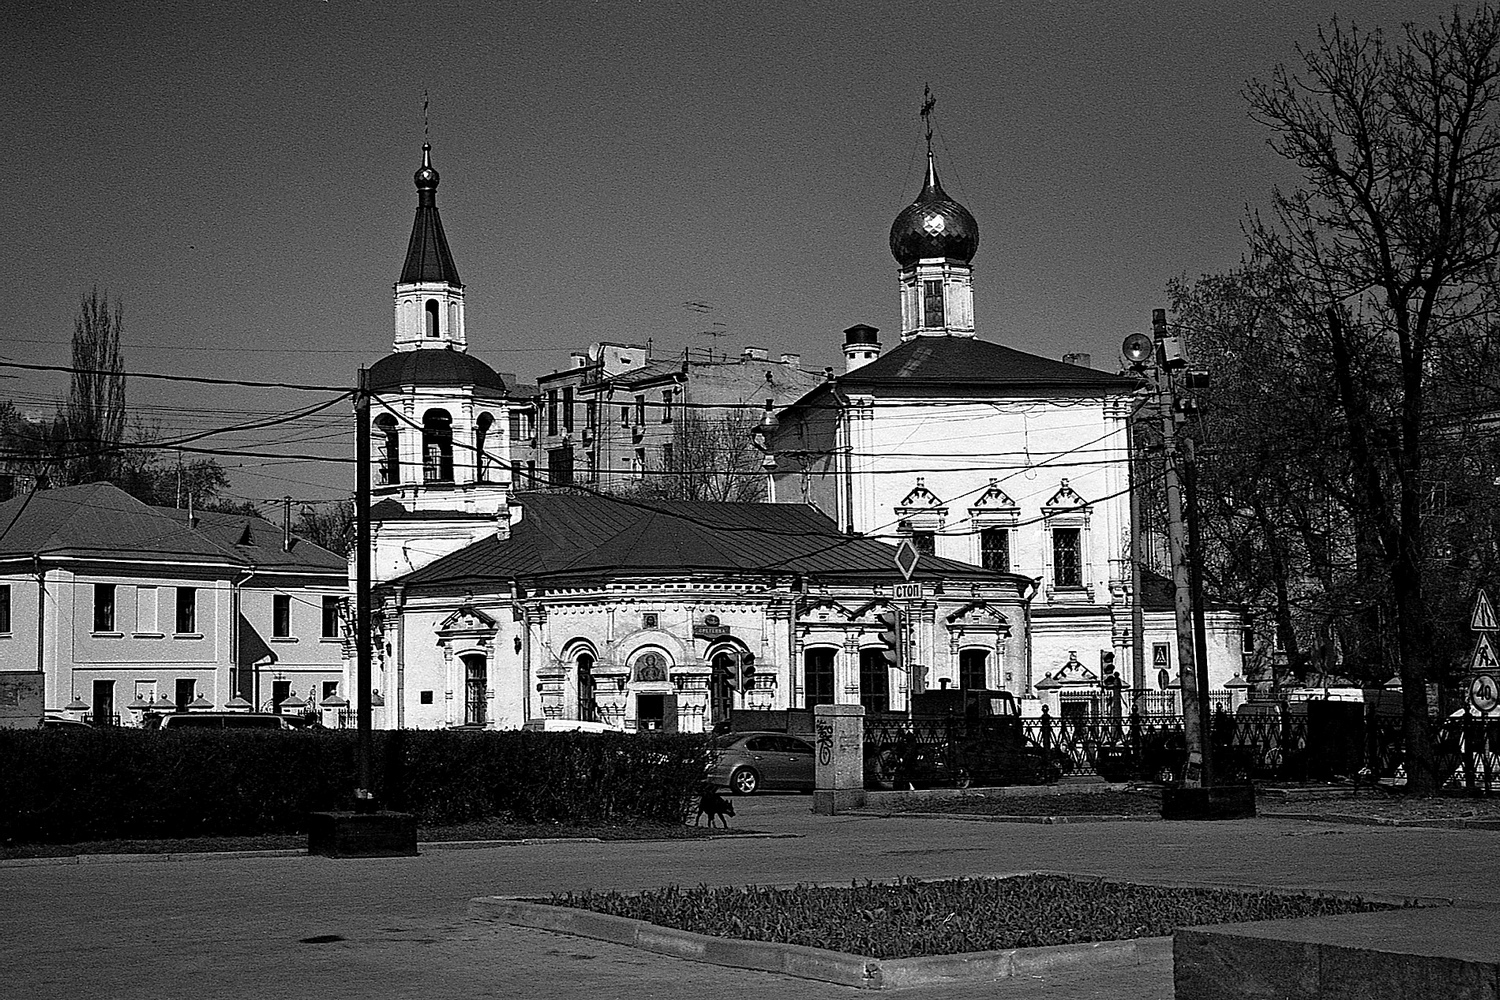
xmin=393 ymin=143 xmax=467 ymax=352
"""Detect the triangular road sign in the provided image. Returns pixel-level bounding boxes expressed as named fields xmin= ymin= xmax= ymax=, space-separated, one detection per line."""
xmin=1473 ymin=589 xmax=1498 ymax=632
xmin=1472 ymin=634 xmax=1500 ymax=675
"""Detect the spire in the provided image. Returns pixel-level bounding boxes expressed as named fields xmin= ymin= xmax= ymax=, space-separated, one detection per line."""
xmin=399 ymin=143 xmax=462 ymax=286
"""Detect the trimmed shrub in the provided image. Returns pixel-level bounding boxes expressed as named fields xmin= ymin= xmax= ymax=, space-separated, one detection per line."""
xmin=0 ymin=728 xmax=711 ymax=844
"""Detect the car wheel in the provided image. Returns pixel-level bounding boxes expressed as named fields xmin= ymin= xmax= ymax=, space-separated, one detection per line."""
xmin=952 ymin=767 xmax=972 ymax=790
xmin=865 ymin=750 xmax=897 ymax=790
xmin=729 ymin=766 xmax=760 ymax=796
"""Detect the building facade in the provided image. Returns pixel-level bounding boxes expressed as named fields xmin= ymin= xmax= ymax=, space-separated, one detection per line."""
xmin=0 ymin=484 xmax=347 ymax=726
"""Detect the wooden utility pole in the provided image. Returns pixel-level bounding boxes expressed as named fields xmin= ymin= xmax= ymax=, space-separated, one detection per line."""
xmin=1152 ymin=309 xmax=1207 ymax=786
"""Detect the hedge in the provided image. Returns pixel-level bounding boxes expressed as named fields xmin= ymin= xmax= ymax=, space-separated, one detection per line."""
xmin=0 ymin=728 xmax=712 ymax=844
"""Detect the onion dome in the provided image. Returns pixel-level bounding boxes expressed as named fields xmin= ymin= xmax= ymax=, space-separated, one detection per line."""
xmin=889 ymin=153 xmax=979 ymax=267
xmin=400 ymin=143 xmax=463 ymax=285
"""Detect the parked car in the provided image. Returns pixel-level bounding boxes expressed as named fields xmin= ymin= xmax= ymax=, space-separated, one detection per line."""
xmin=707 ymin=731 xmax=815 ymax=794
xmin=39 ymin=714 xmax=92 ymax=730
xmin=145 ymin=712 xmax=301 ymax=731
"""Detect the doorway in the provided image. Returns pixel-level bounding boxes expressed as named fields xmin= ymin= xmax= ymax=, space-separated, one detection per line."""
xmin=635 ymin=693 xmax=678 ymax=732
xmin=92 ymin=679 xmax=114 ymax=727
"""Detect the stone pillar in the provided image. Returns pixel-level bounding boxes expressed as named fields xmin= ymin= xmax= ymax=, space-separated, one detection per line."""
xmin=812 ymin=703 xmax=865 ymax=815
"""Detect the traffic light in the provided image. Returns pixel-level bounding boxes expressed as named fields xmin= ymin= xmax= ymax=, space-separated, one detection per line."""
xmin=725 ymin=654 xmax=756 ymax=692
xmin=876 ymin=609 xmax=902 ymax=666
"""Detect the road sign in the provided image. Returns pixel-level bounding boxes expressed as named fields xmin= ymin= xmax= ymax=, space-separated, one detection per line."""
xmin=893 ymin=538 xmax=920 ymax=581
xmin=1471 ymin=634 xmax=1499 ymax=675
xmin=1471 ymin=674 xmax=1499 ymax=713
xmin=1473 ymin=590 xmax=1498 ymax=632
xmin=893 ymin=582 xmax=921 ymax=601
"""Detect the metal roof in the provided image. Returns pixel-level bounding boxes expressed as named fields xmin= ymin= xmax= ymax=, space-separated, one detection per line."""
xmin=366 ymin=349 xmax=511 ymax=392
xmin=842 ymin=337 xmax=1140 ymax=392
xmin=398 ymin=144 xmax=463 ymax=286
xmin=392 ymin=491 xmax=1025 ymax=590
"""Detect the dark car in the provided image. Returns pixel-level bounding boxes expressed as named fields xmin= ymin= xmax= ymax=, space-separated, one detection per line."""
xmin=707 ymin=731 xmax=815 ymax=795
xmin=39 ymin=715 xmax=92 ymax=730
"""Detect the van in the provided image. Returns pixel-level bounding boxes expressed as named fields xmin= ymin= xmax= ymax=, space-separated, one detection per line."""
xmin=146 ymin=712 xmax=300 ymax=731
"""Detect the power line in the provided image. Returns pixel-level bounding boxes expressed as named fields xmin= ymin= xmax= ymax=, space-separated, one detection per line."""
xmin=0 ymin=360 xmax=347 ymax=393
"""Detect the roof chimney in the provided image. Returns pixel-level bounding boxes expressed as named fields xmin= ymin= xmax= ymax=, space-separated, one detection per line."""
xmin=570 ymin=352 xmax=588 ymax=369
xmin=843 ymin=324 xmax=881 ymax=373
xmin=742 ymin=346 xmax=768 ymax=361
xmin=779 ymin=353 xmax=801 ymax=367
xmin=1062 ymin=352 xmax=1093 ymax=368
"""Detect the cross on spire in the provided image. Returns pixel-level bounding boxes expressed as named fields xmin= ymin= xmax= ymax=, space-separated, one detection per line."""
xmin=422 ymin=90 xmax=430 ymax=143
xmin=921 ymin=83 xmax=936 ymax=155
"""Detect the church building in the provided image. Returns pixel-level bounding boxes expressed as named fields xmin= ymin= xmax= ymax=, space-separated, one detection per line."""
xmin=762 ymin=140 xmax=1246 ymax=717
xmin=355 ymin=145 xmax=1037 ymax=732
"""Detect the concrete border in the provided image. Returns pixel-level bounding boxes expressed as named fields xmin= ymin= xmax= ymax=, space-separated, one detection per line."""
xmin=859 ymin=811 xmax=1159 ymax=825
xmin=468 ymin=895 xmax=1172 ymax=990
xmin=1260 ymin=811 xmax=1500 ymax=831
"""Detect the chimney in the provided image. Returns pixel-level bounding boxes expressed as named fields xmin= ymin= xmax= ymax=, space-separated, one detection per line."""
xmin=282 ymin=496 xmax=293 ymax=552
xmin=570 ymin=352 xmax=588 ymax=369
xmin=779 ymin=353 xmax=801 ymax=367
xmin=842 ymin=324 xmax=881 ymax=373
xmin=742 ymin=346 xmax=768 ymax=361
xmin=1062 ymin=352 xmax=1093 ymax=368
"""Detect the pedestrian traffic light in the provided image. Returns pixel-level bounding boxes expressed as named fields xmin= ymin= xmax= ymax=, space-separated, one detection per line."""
xmin=876 ymin=609 xmax=901 ymax=666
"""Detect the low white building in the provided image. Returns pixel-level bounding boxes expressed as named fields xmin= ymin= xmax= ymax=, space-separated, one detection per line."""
xmin=0 ymin=483 xmax=348 ymax=726
xmin=372 ymin=492 xmax=1034 ymax=732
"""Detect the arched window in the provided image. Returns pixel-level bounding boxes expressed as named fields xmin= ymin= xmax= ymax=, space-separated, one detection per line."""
xmin=959 ymin=649 xmax=989 ymax=691
xmin=475 ymin=412 xmax=495 ymax=482
xmin=804 ymin=648 xmax=835 ymax=708
xmin=859 ymin=649 xmax=890 ymax=714
xmin=425 ymin=299 xmax=440 ymax=338
xmin=576 ymin=652 xmax=597 ymax=722
xmin=462 ymin=653 xmax=487 ymax=726
xmin=422 ymin=409 xmax=454 ymax=483
xmin=373 ymin=414 xmax=400 ymax=485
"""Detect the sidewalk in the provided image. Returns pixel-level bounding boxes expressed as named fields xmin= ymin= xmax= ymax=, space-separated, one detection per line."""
xmin=3 ymin=796 xmax=1496 ymax=999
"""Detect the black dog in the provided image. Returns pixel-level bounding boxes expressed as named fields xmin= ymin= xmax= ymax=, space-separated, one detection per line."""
xmin=695 ymin=788 xmax=735 ymax=828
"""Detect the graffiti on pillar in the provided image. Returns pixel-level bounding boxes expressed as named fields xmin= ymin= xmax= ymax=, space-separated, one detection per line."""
xmin=815 ymin=718 xmax=834 ymax=766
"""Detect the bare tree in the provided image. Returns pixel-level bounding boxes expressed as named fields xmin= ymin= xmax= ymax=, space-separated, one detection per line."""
xmin=1243 ymin=7 xmax=1500 ymax=792
xmin=63 ymin=287 xmax=127 ymax=484
xmin=646 ymin=411 xmax=767 ymax=503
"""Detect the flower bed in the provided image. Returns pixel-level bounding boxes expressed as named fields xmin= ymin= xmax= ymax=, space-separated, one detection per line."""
xmin=881 ymin=790 xmax=1160 ymax=816
xmin=537 ymin=875 xmax=1402 ymax=959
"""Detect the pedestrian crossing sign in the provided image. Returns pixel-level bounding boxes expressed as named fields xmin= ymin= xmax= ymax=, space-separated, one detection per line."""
xmin=1471 ymin=634 xmax=1499 ymax=675
xmin=1473 ymin=590 xmax=1498 ymax=632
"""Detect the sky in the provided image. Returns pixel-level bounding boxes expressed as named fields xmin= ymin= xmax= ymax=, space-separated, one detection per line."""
xmin=1 ymin=0 xmax=1447 ymax=505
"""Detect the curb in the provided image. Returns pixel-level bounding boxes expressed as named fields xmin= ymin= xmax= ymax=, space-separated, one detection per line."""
xmin=1260 ymin=811 xmax=1500 ymax=831
xmin=469 ymin=895 xmax=1173 ymax=990
xmin=856 ymin=811 xmax=1159 ymax=825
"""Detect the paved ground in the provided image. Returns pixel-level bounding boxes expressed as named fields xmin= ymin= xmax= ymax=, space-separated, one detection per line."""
xmin=4 ymin=796 xmax=1498 ymax=999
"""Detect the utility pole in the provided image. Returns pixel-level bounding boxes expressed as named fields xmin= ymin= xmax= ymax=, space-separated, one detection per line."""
xmin=354 ymin=368 xmax=374 ymax=806
xmin=1129 ymin=415 xmax=1146 ymax=697
xmin=1123 ymin=310 xmax=1210 ymax=787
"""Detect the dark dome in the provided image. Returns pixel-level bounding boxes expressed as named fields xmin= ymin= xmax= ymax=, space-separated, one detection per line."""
xmin=367 ymin=349 xmax=508 ymax=393
xmin=889 ymin=154 xmax=979 ymax=267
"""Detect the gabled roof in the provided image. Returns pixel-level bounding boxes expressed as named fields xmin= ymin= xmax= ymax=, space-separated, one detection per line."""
xmin=0 ymin=483 xmax=233 ymax=564
xmin=392 ymin=492 xmax=1025 ymax=591
xmin=0 ymin=483 xmax=345 ymax=577
xmin=601 ymin=359 xmax=684 ymax=389
xmin=840 ymin=337 xmax=1139 ymax=394
xmin=153 ymin=507 xmax=346 ymax=573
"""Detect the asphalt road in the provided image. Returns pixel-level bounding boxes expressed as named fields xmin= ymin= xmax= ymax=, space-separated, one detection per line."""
xmin=3 ymin=796 xmax=1496 ymax=999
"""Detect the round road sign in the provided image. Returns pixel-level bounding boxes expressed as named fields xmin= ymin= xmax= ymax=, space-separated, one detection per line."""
xmin=1470 ymin=674 xmax=1499 ymax=713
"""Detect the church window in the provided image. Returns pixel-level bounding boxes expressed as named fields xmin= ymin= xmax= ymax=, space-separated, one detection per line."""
xmin=911 ymin=530 xmax=935 ymax=556
xmin=577 ymin=652 xmax=597 ymax=722
xmin=923 ymin=279 xmax=945 ymax=327
xmin=374 ymin=414 xmax=400 ymax=485
xmin=475 ymin=412 xmax=494 ymax=481
xmin=980 ymin=528 xmax=1009 ymax=571
xmin=425 ymin=299 xmax=440 ymax=338
xmin=859 ymin=649 xmax=890 ymax=714
xmin=1052 ymin=527 xmax=1082 ymax=588
xmin=959 ymin=649 xmax=988 ymax=691
xmin=804 ymin=648 xmax=835 ymax=708
xmin=463 ymin=654 xmax=487 ymax=726
xmin=422 ymin=409 xmax=454 ymax=483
